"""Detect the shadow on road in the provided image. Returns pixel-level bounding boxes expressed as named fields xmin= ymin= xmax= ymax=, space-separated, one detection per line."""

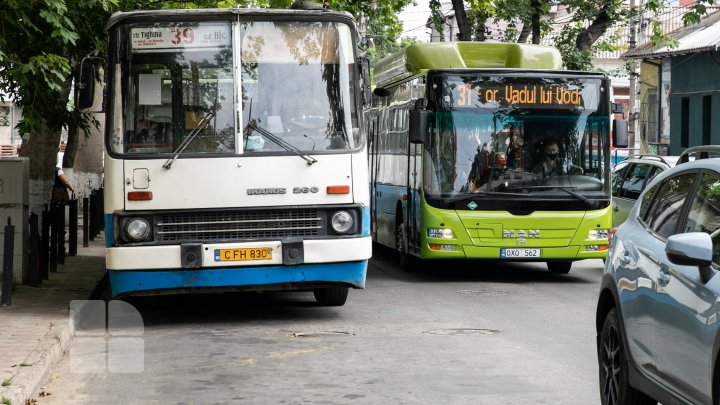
xmin=369 ymin=243 xmax=603 ymax=285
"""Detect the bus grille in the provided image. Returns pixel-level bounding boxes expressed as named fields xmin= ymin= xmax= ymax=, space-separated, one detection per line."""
xmin=156 ymin=209 xmax=323 ymax=242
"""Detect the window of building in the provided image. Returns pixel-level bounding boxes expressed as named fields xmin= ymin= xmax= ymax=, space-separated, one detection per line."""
xmin=0 ymin=106 xmax=10 ymax=126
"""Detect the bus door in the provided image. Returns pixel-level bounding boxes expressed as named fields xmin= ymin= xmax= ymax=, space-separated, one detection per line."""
xmin=369 ymin=115 xmax=380 ymax=239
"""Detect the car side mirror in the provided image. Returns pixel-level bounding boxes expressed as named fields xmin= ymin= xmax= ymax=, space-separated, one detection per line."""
xmin=666 ymin=232 xmax=716 ymax=283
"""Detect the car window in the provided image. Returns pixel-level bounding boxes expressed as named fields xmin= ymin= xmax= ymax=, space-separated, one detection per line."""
xmin=639 ymin=181 xmax=660 ymax=221
xmin=683 ymin=172 xmax=720 ymax=265
xmin=620 ymin=163 xmax=658 ymax=199
xmin=645 ymin=172 xmax=697 ymax=239
xmin=612 ymin=162 xmax=631 ymax=197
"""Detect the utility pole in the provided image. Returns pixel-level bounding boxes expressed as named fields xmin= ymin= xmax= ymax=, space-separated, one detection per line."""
xmin=628 ymin=0 xmax=640 ymax=153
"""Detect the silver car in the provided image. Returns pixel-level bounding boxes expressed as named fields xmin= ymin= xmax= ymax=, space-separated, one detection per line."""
xmin=611 ymin=154 xmax=678 ymax=227
xmin=597 ymin=155 xmax=720 ymax=405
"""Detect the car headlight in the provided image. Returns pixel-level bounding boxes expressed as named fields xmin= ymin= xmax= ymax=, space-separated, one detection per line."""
xmin=330 ymin=211 xmax=354 ymax=234
xmin=589 ymin=229 xmax=609 ymax=240
xmin=126 ymin=218 xmax=151 ymax=241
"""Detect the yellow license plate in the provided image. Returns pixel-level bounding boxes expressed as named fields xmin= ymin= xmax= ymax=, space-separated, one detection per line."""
xmin=214 ymin=248 xmax=273 ymax=262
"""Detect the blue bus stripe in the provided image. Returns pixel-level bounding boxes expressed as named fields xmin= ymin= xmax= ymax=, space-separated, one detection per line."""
xmin=362 ymin=205 xmax=370 ymax=237
xmin=105 ymin=214 xmax=113 ymax=248
xmin=108 ymin=260 xmax=368 ymax=296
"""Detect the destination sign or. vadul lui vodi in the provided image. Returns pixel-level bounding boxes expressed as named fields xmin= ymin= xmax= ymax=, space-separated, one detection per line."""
xmin=454 ymin=83 xmax=583 ymax=108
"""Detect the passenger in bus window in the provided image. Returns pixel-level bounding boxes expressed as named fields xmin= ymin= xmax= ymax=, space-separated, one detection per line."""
xmin=467 ymin=143 xmax=491 ymax=192
xmin=532 ymin=139 xmax=583 ymax=178
xmin=506 ymin=128 xmax=524 ymax=174
xmin=131 ymin=113 xmax=164 ymax=146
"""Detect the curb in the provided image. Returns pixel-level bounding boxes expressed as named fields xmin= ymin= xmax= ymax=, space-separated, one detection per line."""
xmin=0 ymin=273 xmax=108 ymax=405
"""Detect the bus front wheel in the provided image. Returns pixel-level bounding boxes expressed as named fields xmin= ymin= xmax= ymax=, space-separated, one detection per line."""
xmin=313 ymin=287 xmax=349 ymax=306
xmin=396 ymin=222 xmax=413 ymax=271
xmin=547 ymin=261 xmax=572 ymax=274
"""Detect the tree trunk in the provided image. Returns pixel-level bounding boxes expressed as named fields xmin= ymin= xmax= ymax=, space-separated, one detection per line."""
xmin=19 ymin=124 xmax=62 ymax=215
xmin=64 ymin=121 xmax=78 ymax=169
xmin=531 ymin=0 xmax=541 ymax=44
xmin=71 ymin=68 xmax=106 ymax=199
xmin=473 ymin=13 xmax=487 ymax=41
xmin=451 ymin=0 xmax=471 ymax=41
xmin=517 ymin=25 xmax=531 ymax=43
xmin=18 ymin=79 xmax=72 ymax=215
xmin=576 ymin=9 xmax=612 ymax=50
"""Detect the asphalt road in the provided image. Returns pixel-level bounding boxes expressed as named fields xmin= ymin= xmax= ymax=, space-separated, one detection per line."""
xmin=36 ymin=247 xmax=605 ymax=404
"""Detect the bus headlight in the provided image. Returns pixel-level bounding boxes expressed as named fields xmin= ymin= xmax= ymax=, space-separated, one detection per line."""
xmin=427 ymin=228 xmax=454 ymax=239
xmin=588 ymin=229 xmax=609 ymax=240
xmin=126 ymin=218 xmax=151 ymax=241
xmin=330 ymin=211 xmax=354 ymax=234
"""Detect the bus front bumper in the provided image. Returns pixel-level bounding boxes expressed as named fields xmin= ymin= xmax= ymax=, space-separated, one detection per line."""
xmin=108 ymin=260 xmax=368 ymax=296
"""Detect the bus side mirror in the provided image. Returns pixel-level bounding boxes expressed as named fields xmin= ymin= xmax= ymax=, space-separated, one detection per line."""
xmin=613 ymin=119 xmax=628 ymax=148
xmin=76 ymin=60 xmax=96 ymax=111
xmin=359 ymin=57 xmax=372 ymax=106
xmin=409 ymin=98 xmax=428 ymax=144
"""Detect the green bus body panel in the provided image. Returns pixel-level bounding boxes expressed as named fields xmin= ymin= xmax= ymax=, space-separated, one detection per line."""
xmin=418 ymin=200 xmax=611 ymax=260
xmin=374 ymin=42 xmax=563 ymax=89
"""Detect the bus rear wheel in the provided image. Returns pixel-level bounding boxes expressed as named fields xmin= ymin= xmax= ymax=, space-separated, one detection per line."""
xmin=547 ymin=261 xmax=572 ymax=274
xmin=313 ymin=287 xmax=349 ymax=306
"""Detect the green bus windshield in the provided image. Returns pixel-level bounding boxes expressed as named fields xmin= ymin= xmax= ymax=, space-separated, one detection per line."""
xmin=425 ymin=75 xmax=610 ymax=205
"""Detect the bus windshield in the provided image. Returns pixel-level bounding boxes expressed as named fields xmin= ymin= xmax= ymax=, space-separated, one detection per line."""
xmin=425 ymin=75 xmax=610 ymax=201
xmin=114 ymin=20 xmax=358 ymax=155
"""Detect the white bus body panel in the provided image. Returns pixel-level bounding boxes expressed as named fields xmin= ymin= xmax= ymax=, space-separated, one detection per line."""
xmin=111 ymin=154 xmax=357 ymax=210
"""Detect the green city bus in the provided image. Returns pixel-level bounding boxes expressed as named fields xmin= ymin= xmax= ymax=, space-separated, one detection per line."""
xmin=367 ymin=42 xmax=612 ymax=273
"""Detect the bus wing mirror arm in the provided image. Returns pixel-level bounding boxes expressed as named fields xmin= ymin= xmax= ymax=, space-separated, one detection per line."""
xmin=409 ymin=98 xmax=429 ymax=144
xmin=360 ymin=57 xmax=372 ymax=106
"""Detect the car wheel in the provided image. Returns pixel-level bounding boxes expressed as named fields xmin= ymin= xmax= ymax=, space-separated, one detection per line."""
xmin=313 ymin=287 xmax=348 ymax=306
xmin=547 ymin=261 xmax=572 ymax=274
xmin=599 ymin=308 xmax=655 ymax=405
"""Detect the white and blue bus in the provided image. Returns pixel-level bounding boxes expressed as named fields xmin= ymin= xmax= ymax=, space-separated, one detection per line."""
xmin=78 ymin=8 xmax=371 ymax=305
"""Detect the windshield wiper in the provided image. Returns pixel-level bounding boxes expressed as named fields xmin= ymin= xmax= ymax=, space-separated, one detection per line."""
xmin=163 ymin=108 xmax=216 ymax=170
xmin=244 ymin=119 xmax=317 ymax=165
xmin=441 ymin=191 xmax=528 ymax=204
xmin=507 ymin=185 xmax=595 ymax=208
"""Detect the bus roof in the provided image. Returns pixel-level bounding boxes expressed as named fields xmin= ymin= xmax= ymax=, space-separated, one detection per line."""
xmin=107 ymin=8 xmax=357 ymax=30
xmin=373 ymin=42 xmax=563 ymax=89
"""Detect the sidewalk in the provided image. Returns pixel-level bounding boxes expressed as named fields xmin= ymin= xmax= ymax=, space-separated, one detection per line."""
xmin=0 ymin=231 xmax=107 ymax=405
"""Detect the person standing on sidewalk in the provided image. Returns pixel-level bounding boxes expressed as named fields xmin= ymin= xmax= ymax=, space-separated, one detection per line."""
xmin=52 ymin=166 xmax=74 ymax=205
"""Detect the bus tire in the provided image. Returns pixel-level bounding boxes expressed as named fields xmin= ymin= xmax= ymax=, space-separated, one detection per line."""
xmin=396 ymin=222 xmax=415 ymax=272
xmin=313 ymin=287 xmax=349 ymax=306
xmin=547 ymin=261 xmax=572 ymax=274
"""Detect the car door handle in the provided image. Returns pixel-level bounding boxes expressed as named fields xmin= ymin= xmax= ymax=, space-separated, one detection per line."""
xmin=657 ymin=271 xmax=671 ymax=287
